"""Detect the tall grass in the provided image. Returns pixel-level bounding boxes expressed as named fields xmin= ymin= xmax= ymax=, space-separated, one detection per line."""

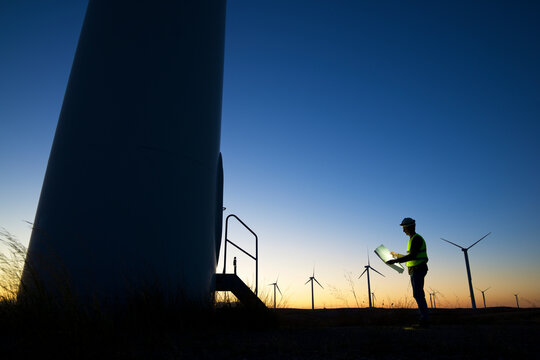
xmin=0 ymin=229 xmax=277 ymax=358
xmin=345 ymin=271 xmax=360 ymax=308
xmin=328 ymin=283 xmax=350 ymax=307
xmin=0 ymin=229 xmax=25 ymax=301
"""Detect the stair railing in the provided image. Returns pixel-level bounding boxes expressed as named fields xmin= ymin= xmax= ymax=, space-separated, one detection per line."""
xmin=222 ymin=214 xmax=258 ymax=295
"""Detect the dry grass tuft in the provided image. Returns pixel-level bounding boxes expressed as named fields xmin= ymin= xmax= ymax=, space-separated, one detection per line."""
xmin=0 ymin=229 xmax=26 ymax=301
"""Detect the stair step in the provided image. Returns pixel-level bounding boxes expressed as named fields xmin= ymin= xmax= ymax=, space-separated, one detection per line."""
xmin=215 ymin=274 xmax=267 ymax=310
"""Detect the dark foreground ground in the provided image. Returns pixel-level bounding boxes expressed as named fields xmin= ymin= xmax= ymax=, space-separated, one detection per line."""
xmin=0 ymin=305 xmax=537 ymax=359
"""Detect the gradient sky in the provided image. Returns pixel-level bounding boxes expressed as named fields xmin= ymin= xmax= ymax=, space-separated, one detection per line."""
xmin=1 ymin=0 xmax=539 ymax=308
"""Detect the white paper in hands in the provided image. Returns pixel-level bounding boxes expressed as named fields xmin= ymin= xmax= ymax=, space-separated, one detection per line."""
xmin=374 ymin=244 xmax=404 ymax=274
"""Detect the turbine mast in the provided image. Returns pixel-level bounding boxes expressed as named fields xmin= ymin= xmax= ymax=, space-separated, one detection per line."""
xmin=273 ymin=284 xmax=277 ymax=309
xmin=20 ymin=0 xmax=227 ymax=305
xmin=462 ymin=249 xmax=477 ymax=309
xmin=311 ymin=279 xmax=314 ymax=310
xmin=367 ymin=268 xmax=372 ymax=308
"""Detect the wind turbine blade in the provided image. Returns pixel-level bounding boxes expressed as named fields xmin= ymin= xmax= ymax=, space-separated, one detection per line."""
xmin=276 ymin=285 xmax=282 ymax=296
xmin=305 ymin=278 xmax=311 ymax=285
xmin=358 ymin=269 xmax=367 ymax=279
xmin=369 ymin=266 xmax=385 ymax=277
xmin=429 ymin=287 xmax=441 ymax=296
xmin=467 ymin=232 xmax=491 ymax=250
xmin=484 ymin=286 xmax=491 ymax=292
xmin=313 ymin=266 xmax=315 ymax=278
xmin=314 ymin=277 xmax=324 ymax=289
xmin=367 ymin=247 xmax=370 ymax=266
xmin=441 ymin=238 xmax=464 ymax=249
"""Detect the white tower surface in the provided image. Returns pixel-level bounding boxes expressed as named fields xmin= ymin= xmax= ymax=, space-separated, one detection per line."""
xmin=20 ymin=0 xmax=227 ymax=305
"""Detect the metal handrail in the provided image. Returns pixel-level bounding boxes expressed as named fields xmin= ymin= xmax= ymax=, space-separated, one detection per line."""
xmin=222 ymin=214 xmax=258 ymax=295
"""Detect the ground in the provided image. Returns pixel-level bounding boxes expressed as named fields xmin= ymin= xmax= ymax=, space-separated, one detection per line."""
xmin=180 ymin=308 xmax=538 ymax=359
xmin=0 ymin=306 xmax=537 ymax=359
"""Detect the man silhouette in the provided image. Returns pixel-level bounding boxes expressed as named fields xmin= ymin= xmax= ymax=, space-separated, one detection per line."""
xmin=387 ymin=217 xmax=429 ymax=326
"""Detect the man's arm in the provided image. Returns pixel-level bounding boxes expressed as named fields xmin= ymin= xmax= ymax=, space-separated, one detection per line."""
xmin=387 ymin=236 xmax=422 ymax=264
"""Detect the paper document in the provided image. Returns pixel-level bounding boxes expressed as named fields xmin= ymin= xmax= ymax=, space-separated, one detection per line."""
xmin=374 ymin=244 xmax=404 ymax=274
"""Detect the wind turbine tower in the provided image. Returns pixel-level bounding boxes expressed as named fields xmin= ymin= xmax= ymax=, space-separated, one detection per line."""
xmin=429 ymin=287 xmax=440 ymax=309
xmin=433 ymin=291 xmax=440 ymax=308
xmin=305 ymin=269 xmax=323 ymax=310
xmin=441 ymin=232 xmax=491 ymax=309
xmin=268 ymin=276 xmax=282 ymax=309
xmin=19 ymin=0 xmax=227 ymax=305
xmin=514 ymin=294 xmax=520 ymax=309
xmin=476 ymin=287 xmax=491 ymax=309
xmin=359 ymin=254 xmax=384 ymax=309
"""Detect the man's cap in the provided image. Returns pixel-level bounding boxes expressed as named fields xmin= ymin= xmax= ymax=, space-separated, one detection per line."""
xmin=400 ymin=217 xmax=415 ymax=227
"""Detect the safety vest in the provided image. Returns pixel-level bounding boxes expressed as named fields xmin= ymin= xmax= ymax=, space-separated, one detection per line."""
xmin=406 ymin=233 xmax=428 ymax=268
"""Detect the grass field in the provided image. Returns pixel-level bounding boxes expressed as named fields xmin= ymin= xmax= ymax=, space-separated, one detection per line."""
xmin=1 ymin=233 xmax=537 ymax=358
xmin=0 ymin=303 xmax=537 ymax=359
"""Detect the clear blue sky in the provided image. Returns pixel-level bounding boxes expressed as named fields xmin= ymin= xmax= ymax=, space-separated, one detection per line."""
xmin=1 ymin=1 xmax=539 ymax=307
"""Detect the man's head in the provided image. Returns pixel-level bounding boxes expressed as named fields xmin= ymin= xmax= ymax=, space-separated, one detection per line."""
xmin=400 ymin=217 xmax=416 ymax=236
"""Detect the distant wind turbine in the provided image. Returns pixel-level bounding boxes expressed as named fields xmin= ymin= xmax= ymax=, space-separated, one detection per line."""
xmin=514 ymin=293 xmax=520 ymax=309
xmin=371 ymin=292 xmax=377 ymax=308
xmin=476 ymin=286 xmax=491 ymax=309
xmin=268 ymin=276 xmax=282 ymax=309
xmin=305 ymin=268 xmax=323 ymax=310
xmin=441 ymin=232 xmax=491 ymax=309
xmin=359 ymin=252 xmax=384 ymax=308
xmin=429 ymin=287 xmax=441 ymax=309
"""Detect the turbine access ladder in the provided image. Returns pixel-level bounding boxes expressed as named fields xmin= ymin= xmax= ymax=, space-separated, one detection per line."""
xmin=215 ymin=274 xmax=266 ymax=310
xmin=215 ymin=214 xmax=267 ymax=310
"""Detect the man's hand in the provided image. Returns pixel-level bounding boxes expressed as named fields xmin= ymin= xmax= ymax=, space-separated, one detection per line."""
xmin=390 ymin=251 xmax=399 ymax=257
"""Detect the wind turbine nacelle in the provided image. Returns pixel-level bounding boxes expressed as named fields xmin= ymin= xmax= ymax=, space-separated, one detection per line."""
xmin=20 ymin=0 xmax=226 ymax=306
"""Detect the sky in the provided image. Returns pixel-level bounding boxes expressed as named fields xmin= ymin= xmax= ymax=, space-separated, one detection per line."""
xmin=1 ymin=0 xmax=539 ymax=308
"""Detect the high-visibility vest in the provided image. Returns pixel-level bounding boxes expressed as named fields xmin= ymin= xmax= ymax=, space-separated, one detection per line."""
xmin=406 ymin=233 xmax=428 ymax=267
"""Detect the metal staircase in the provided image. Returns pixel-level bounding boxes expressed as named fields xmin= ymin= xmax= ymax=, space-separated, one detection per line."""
xmin=215 ymin=273 xmax=266 ymax=309
xmin=216 ymin=214 xmax=267 ymax=310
